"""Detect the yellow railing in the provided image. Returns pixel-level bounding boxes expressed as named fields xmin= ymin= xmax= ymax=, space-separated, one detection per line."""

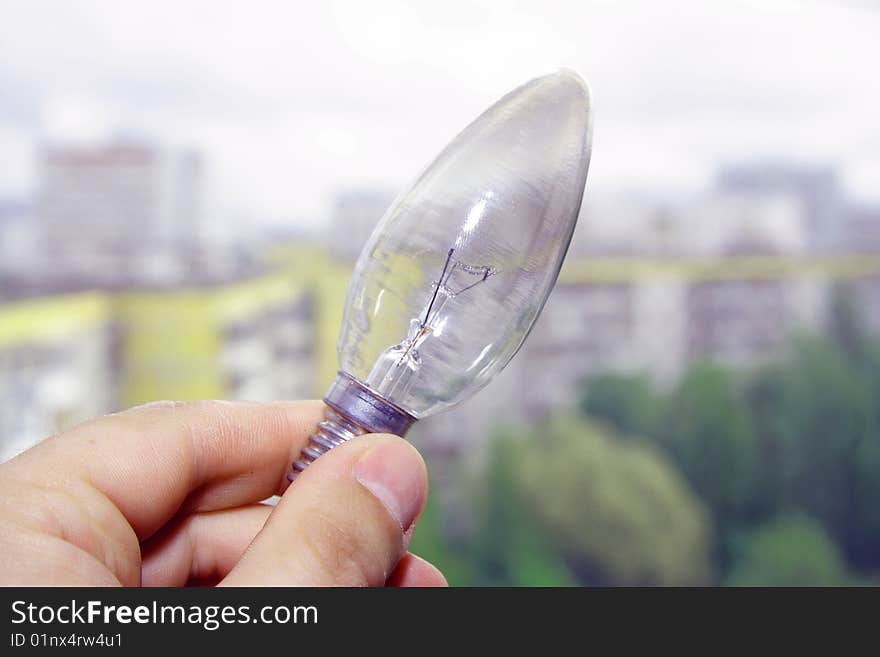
xmin=0 ymin=292 xmax=111 ymax=348
xmin=558 ymin=254 xmax=880 ymax=284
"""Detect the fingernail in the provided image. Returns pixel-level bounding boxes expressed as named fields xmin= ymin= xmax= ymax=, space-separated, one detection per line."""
xmin=353 ymin=440 xmax=426 ymax=534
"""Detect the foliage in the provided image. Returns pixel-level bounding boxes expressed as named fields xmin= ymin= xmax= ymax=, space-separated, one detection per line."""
xmin=659 ymin=362 xmax=757 ymax=562
xmin=578 ymin=372 xmax=663 ymax=438
xmin=578 ymin=285 xmax=880 ymax=583
xmin=516 ymin=415 xmax=712 ymax=586
xmin=407 ymin=492 xmax=475 ymax=587
xmin=746 ymin=337 xmax=877 ymax=567
xmin=412 ymin=287 xmax=880 ymax=586
xmin=725 ymin=514 xmax=852 ymax=587
xmin=411 ymin=418 xmax=711 ymax=586
xmin=469 ymin=430 xmax=576 ymax=586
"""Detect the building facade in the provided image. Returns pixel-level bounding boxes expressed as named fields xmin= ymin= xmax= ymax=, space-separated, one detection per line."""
xmin=0 ymin=293 xmax=117 ymax=462
xmin=0 ymin=273 xmax=314 ymax=463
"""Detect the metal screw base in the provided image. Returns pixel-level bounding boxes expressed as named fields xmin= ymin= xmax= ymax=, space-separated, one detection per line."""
xmin=288 ymin=406 xmax=367 ymax=481
xmin=288 ymin=372 xmax=417 ymax=481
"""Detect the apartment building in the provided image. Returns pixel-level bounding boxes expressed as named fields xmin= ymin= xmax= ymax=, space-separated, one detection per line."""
xmin=116 ymin=273 xmax=314 ymax=408
xmin=0 ymin=293 xmax=117 ymax=462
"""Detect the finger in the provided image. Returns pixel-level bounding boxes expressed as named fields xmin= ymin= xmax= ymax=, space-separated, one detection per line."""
xmin=221 ymin=434 xmax=428 ymax=587
xmin=141 ymin=504 xmax=272 ymax=587
xmin=5 ymin=400 xmax=324 ymax=541
xmin=387 ymin=553 xmax=448 ymax=587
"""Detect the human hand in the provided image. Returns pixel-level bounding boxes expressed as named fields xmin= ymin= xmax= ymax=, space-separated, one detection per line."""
xmin=0 ymin=400 xmax=445 ymax=587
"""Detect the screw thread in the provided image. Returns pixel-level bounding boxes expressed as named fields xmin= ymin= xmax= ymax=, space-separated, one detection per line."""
xmin=288 ymin=406 xmax=367 ymax=481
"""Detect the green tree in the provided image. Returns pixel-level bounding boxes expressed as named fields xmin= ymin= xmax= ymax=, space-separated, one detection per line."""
xmin=826 ymin=285 xmax=880 ymax=567
xmin=828 ymin=283 xmax=872 ymax=365
xmin=407 ymin=492 xmax=475 ymax=586
xmin=853 ymin=420 xmax=880 ymax=568
xmin=517 ymin=415 xmax=712 ymax=585
xmin=572 ymin=286 xmax=880 ymax=580
xmin=726 ymin=514 xmax=851 ymax=586
xmin=470 ymin=430 xmax=575 ymax=586
xmin=661 ymin=361 xmax=756 ymax=565
xmin=742 ymin=362 xmax=791 ymax=522
xmin=578 ymin=372 xmax=664 ymax=438
xmin=746 ymin=336 xmax=876 ymax=569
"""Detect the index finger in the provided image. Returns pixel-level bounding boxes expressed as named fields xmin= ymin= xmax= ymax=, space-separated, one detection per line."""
xmin=5 ymin=400 xmax=324 ymax=540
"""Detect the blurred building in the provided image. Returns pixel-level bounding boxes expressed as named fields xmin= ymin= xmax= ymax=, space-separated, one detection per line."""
xmin=0 ymin=201 xmax=37 ymax=274
xmin=846 ymin=274 xmax=880 ymax=334
xmin=681 ymin=192 xmax=807 ymax=256
xmin=717 ymin=161 xmax=844 ymax=253
xmin=116 ymin=274 xmax=314 ymax=407
xmin=516 ymin=254 xmax=880 ymax=418
xmin=523 ymin=281 xmax=639 ymax=415
xmin=571 ymin=194 xmax=666 ymax=256
xmin=6 ymin=152 xmax=879 ymax=485
xmin=327 ymin=188 xmax=395 ymax=261
xmin=0 ymin=273 xmax=315 ymax=462
xmin=845 ymin=204 xmax=880 ymax=254
xmin=687 ymin=278 xmax=800 ymax=369
xmin=0 ymin=293 xmax=117 ymax=462
xmin=265 ymin=243 xmax=354 ymax=396
xmin=35 ymin=142 xmax=202 ymax=284
xmin=573 ymin=188 xmax=807 ymax=258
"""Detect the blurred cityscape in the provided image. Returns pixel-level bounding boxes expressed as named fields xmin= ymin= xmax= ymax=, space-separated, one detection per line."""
xmin=4 ymin=0 xmax=880 ymax=587
xmin=2 ymin=133 xmax=879 ymax=585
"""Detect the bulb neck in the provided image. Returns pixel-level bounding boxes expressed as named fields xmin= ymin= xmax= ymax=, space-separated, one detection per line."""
xmin=288 ymin=372 xmax=417 ymax=480
xmin=325 ymin=371 xmax=417 ymax=436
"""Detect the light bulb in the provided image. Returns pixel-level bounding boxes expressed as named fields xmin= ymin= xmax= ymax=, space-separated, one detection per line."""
xmin=289 ymin=69 xmax=592 ymax=479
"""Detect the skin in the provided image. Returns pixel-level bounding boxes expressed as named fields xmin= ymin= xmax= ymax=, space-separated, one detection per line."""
xmin=0 ymin=400 xmax=446 ymax=587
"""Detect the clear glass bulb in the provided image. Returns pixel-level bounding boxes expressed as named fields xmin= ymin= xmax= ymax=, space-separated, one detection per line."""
xmin=290 ymin=69 xmax=592 ymax=478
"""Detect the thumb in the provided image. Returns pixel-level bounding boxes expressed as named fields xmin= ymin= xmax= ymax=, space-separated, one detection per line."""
xmin=220 ymin=434 xmax=427 ymax=586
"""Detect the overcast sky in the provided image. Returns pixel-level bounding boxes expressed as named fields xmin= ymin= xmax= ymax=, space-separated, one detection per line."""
xmin=1 ymin=0 xmax=878 ymax=231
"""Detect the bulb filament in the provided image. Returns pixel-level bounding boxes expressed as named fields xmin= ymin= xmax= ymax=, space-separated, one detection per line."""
xmin=367 ymin=246 xmax=497 ymax=401
xmin=398 ymin=247 xmax=497 ymax=366
xmin=422 ymin=248 xmax=456 ymax=327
